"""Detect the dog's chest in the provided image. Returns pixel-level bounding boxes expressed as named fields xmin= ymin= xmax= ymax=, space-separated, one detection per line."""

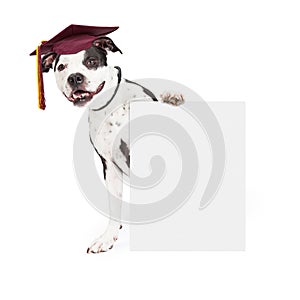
xmin=94 ymin=104 xmax=129 ymax=158
xmin=90 ymin=104 xmax=129 ymax=152
xmin=88 ymin=86 xmax=130 ymax=173
xmin=88 ymin=80 xmax=154 ymax=173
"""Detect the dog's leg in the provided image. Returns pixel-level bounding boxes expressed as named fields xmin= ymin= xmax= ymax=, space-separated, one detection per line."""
xmin=87 ymin=162 xmax=123 ymax=253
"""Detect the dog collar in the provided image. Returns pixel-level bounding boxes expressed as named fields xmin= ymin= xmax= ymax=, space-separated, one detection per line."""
xmin=91 ymin=66 xmax=122 ymax=112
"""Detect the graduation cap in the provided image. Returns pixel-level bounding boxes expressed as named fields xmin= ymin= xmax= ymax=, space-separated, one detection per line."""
xmin=30 ymin=24 xmax=119 ymax=109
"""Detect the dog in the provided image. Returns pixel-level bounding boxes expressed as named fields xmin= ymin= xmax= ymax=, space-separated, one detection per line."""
xmin=41 ymin=36 xmax=184 ymax=253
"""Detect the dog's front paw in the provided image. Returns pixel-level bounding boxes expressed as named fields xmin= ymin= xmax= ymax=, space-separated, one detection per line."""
xmin=87 ymin=232 xmax=118 ymax=254
xmin=160 ymin=92 xmax=185 ymax=106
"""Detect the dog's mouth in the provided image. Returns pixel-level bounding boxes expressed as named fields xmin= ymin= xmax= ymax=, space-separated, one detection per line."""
xmin=64 ymin=81 xmax=105 ymax=107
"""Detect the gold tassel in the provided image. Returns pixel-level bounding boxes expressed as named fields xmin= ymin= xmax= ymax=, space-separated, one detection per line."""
xmin=36 ymin=41 xmax=47 ymax=110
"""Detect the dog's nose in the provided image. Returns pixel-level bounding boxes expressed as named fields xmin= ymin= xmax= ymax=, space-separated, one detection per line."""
xmin=68 ymin=73 xmax=84 ymax=87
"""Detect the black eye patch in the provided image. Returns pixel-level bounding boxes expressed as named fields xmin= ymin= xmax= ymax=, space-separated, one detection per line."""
xmin=83 ymin=46 xmax=107 ymax=69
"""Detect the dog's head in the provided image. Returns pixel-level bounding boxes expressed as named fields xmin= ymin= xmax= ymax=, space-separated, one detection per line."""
xmin=42 ymin=37 xmax=122 ymax=107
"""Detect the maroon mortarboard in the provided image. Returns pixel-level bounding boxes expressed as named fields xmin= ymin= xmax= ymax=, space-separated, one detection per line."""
xmin=30 ymin=24 xmax=119 ymax=109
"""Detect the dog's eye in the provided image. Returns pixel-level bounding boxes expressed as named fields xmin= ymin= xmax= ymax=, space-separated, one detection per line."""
xmin=57 ymin=64 xmax=65 ymax=72
xmin=86 ymin=58 xmax=98 ymax=67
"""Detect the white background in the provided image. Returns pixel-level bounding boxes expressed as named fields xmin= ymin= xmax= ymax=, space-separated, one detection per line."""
xmin=1 ymin=0 xmax=300 ymax=299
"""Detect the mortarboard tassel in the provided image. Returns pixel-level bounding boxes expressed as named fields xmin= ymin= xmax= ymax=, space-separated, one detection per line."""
xmin=36 ymin=41 xmax=47 ymax=110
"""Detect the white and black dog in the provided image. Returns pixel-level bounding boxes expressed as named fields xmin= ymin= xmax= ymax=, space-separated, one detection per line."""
xmin=42 ymin=36 xmax=184 ymax=253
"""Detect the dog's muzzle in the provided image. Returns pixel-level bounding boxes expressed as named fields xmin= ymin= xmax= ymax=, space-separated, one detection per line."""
xmin=64 ymin=81 xmax=106 ymax=107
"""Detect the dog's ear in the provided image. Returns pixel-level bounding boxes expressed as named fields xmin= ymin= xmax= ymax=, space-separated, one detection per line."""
xmin=41 ymin=52 xmax=57 ymax=73
xmin=93 ymin=37 xmax=123 ymax=54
